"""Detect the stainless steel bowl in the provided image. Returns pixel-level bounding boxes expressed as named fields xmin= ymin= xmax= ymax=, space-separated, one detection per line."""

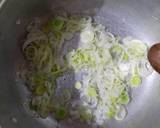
xmin=1 ymin=0 xmax=160 ymax=128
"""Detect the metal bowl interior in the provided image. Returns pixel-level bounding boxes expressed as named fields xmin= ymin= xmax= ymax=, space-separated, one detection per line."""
xmin=0 ymin=0 xmax=160 ymax=128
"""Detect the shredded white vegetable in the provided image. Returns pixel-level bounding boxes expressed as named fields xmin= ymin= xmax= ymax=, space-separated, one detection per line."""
xmin=65 ymin=17 xmax=152 ymax=124
xmin=21 ymin=13 xmax=153 ymax=127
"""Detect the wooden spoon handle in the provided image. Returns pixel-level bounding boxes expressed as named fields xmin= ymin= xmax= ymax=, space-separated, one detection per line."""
xmin=148 ymin=43 xmax=160 ymax=73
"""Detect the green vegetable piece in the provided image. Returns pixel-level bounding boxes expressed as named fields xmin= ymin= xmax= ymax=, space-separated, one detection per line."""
xmin=87 ymin=86 xmax=97 ymax=97
xmin=75 ymin=82 xmax=82 ymax=90
xmin=80 ymin=112 xmax=92 ymax=121
xmin=52 ymin=17 xmax=64 ymax=31
xmin=54 ymin=31 xmax=62 ymax=43
xmin=110 ymin=96 xmax=117 ymax=104
xmin=32 ymin=73 xmax=46 ymax=86
xmin=29 ymin=100 xmax=38 ymax=111
xmin=52 ymin=64 xmax=61 ymax=72
xmin=55 ymin=107 xmax=68 ymax=120
xmin=71 ymin=49 xmax=95 ymax=68
xmin=118 ymin=90 xmax=130 ymax=105
xmin=127 ymin=40 xmax=147 ymax=59
xmin=78 ymin=107 xmax=92 ymax=121
xmin=113 ymin=45 xmax=122 ymax=52
xmin=111 ymin=45 xmax=123 ymax=55
xmin=110 ymin=44 xmax=124 ymax=61
xmin=25 ymin=45 xmax=36 ymax=60
xmin=130 ymin=75 xmax=142 ymax=87
xmin=29 ymin=97 xmax=53 ymax=118
xmin=106 ymin=107 xmax=116 ymax=118
xmin=60 ymin=89 xmax=71 ymax=102
xmin=123 ymin=53 xmax=129 ymax=61
xmin=35 ymin=85 xmax=47 ymax=95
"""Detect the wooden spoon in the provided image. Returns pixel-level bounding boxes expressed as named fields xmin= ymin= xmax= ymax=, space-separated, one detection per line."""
xmin=148 ymin=43 xmax=160 ymax=73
